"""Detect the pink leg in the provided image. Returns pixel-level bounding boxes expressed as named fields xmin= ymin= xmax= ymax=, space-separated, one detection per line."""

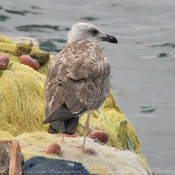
xmin=81 ymin=111 xmax=90 ymax=149
xmin=60 ymin=121 xmax=65 ymax=143
xmin=60 ymin=134 xmax=65 ymax=143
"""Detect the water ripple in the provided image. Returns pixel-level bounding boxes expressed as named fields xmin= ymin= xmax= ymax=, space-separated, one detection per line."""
xmin=51 ymin=39 xmax=67 ymax=43
xmin=140 ymin=106 xmax=156 ymax=113
xmin=5 ymin=9 xmax=42 ymax=15
xmin=150 ymin=43 xmax=175 ymax=48
xmin=40 ymin=39 xmax=65 ymax=52
xmin=16 ymin=25 xmax=60 ymax=32
xmin=158 ymin=53 xmax=167 ymax=57
xmin=80 ymin=17 xmax=99 ymax=21
xmin=0 ymin=15 xmax=10 ymax=21
xmin=31 ymin=6 xmax=42 ymax=10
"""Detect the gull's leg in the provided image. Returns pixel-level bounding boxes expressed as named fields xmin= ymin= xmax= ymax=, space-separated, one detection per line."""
xmin=60 ymin=121 xmax=65 ymax=143
xmin=81 ymin=111 xmax=90 ymax=149
xmin=60 ymin=133 xmax=65 ymax=143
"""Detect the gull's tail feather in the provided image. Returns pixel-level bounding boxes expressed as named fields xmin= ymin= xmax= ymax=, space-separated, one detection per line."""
xmin=47 ymin=117 xmax=79 ymax=134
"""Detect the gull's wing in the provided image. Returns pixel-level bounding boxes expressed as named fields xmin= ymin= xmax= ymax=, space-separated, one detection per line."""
xmin=44 ymin=40 xmax=110 ymax=124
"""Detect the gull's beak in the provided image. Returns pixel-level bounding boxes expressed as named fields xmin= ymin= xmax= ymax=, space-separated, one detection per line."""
xmin=101 ymin=34 xmax=118 ymax=44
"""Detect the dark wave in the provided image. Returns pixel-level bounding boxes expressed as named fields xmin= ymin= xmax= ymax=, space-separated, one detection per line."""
xmin=51 ymin=39 xmax=67 ymax=43
xmin=31 ymin=6 xmax=42 ymax=10
xmin=5 ymin=9 xmax=42 ymax=15
xmin=40 ymin=39 xmax=65 ymax=52
xmin=150 ymin=43 xmax=175 ymax=48
xmin=16 ymin=25 xmax=60 ymax=32
xmin=65 ymin=27 xmax=71 ymax=31
xmin=40 ymin=40 xmax=56 ymax=52
xmin=0 ymin=15 xmax=10 ymax=21
xmin=158 ymin=53 xmax=167 ymax=57
xmin=140 ymin=106 xmax=156 ymax=113
xmin=80 ymin=17 xmax=99 ymax=21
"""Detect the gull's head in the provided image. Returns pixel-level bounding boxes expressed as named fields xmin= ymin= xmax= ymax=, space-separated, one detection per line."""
xmin=67 ymin=22 xmax=118 ymax=44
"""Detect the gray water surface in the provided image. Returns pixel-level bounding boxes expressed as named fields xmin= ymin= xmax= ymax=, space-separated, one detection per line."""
xmin=0 ymin=1 xmax=175 ymax=174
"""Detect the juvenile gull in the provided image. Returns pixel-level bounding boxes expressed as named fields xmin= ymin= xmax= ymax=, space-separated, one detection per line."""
xmin=43 ymin=22 xmax=118 ymax=149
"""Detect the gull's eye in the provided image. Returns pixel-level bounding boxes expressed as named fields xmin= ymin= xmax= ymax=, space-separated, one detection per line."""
xmin=92 ymin=29 xmax=98 ymax=34
xmin=91 ymin=29 xmax=98 ymax=36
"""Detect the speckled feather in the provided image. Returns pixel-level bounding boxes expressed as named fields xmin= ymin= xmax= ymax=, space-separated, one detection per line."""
xmin=44 ymin=39 xmax=110 ymax=133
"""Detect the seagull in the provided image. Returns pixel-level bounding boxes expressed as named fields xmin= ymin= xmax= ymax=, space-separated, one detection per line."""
xmin=43 ymin=22 xmax=118 ymax=149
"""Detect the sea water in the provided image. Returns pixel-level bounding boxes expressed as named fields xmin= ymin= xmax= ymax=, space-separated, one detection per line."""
xmin=0 ymin=1 xmax=175 ymax=174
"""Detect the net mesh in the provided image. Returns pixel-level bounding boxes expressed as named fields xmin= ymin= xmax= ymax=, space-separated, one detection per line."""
xmin=0 ymin=35 xmax=140 ymax=152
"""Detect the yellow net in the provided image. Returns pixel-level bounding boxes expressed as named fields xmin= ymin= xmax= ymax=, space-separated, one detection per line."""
xmin=0 ymin=35 xmax=140 ymax=152
xmin=77 ymin=93 xmax=140 ymax=152
xmin=10 ymin=132 xmax=151 ymax=175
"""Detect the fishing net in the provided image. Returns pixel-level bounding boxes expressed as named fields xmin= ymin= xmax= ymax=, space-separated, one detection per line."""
xmin=0 ymin=35 xmax=140 ymax=151
xmin=0 ymin=35 xmax=153 ymax=175
xmin=14 ymin=132 xmax=152 ymax=175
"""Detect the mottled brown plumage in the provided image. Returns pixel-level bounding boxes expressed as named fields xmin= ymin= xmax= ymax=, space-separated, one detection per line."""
xmin=44 ymin=23 xmax=117 ymax=148
xmin=44 ymin=40 xmax=110 ymax=132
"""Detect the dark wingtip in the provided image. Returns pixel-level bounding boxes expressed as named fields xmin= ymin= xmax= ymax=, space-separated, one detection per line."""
xmin=43 ymin=119 xmax=48 ymax=124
